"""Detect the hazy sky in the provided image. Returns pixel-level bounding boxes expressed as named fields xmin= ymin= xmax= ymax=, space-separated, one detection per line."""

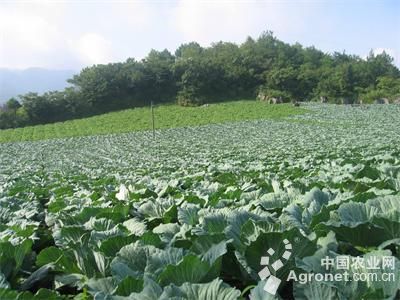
xmin=0 ymin=0 xmax=399 ymax=70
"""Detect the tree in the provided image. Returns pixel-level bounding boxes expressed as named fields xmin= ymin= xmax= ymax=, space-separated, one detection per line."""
xmin=5 ymin=98 xmax=21 ymax=111
xmin=175 ymin=42 xmax=203 ymax=59
xmin=264 ymin=66 xmax=299 ymax=101
xmin=142 ymin=49 xmax=176 ymax=103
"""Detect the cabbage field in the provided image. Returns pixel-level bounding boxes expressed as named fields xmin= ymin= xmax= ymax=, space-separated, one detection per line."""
xmin=0 ymin=104 xmax=399 ymax=299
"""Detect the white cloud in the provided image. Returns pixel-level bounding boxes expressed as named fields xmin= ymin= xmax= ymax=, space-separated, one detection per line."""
xmin=70 ymin=33 xmax=115 ymax=66
xmin=0 ymin=1 xmax=157 ymax=69
xmin=0 ymin=14 xmax=53 ymax=51
xmin=172 ymin=1 xmax=251 ymax=45
xmin=108 ymin=2 xmax=154 ymax=27
xmin=171 ymin=0 xmax=311 ymax=46
xmin=0 ymin=1 xmax=398 ymax=69
xmin=0 ymin=6 xmax=64 ymax=68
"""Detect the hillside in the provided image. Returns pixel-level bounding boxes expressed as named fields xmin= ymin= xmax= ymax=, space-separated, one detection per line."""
xmin=1 ymin=32 xmax=399 ymax=130
xmin=0 ymin=101 xmax=306 ymax=143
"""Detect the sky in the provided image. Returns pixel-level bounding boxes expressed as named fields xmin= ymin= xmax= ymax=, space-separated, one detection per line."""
xmin=0 ymin=0 xmax=399 ymax=70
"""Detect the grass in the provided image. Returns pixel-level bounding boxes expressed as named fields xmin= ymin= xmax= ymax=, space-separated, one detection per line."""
xmin=0 ymin=100 xmax=308 ymax=143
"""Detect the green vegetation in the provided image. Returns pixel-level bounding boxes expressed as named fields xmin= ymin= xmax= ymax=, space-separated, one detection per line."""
xmin=1 ymin=104 xmax=399 ymax=299
xmin=0 ymin=101 xmax=306 ymax=143
xmin=1 ymin=31 xmax=399 ymax=129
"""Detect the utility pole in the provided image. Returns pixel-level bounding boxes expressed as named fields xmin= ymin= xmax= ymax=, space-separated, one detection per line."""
xmin=151 ymin=101 xmax=155 ymax=139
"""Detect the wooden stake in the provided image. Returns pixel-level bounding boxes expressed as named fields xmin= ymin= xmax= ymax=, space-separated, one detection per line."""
xmin=151 ymin=101 xmax=155 ymax=139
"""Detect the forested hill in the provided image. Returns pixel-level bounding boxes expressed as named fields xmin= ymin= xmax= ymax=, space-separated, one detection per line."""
xmin=1 ymin=31 xmax=399 ymax=130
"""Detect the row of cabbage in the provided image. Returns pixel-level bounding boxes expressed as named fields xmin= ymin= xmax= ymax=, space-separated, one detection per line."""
xmin=0 ymin=104 xmax=399 ymax=299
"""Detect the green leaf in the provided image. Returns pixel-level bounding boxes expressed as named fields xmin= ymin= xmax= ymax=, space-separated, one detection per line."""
xmin=160 ymin=278 xmax=241 ymax=300
xmin=243 ymin=228 xmax=316 ymax=281
xmin=119 ymin=276 xmax=162 ymax=300
xmin=249 ymin=280 xmax=282 ymax=300
xmin=0 ymin=272 xmax=9 ymax=289
xmin=293 ymin=281 xmax=339 ymax=300
xmin=140 ymin=232 xmax=163 ymax=248
xmin=115 ymin=276 xmax=144 ymax=296
xmin=145 ymin=247 xmax=186 ymax=280
xmin=53 ymin=226 xmax=86 ymax=247
xmin=191 ymin=234 xmax=232 ymax=265
xmin=54 ymin=273 xmax=86 ymax=290
xmin=87 ymin=277 xmax=116 ymax=296
xmin=19 ymin=263 xmax=55 ymax=291
xmin=33 ymin=288 xmax=65 ymax=299
xmin=0 ymin=239 xmax=32 ymax=280
xmin=111 ymin=242 xmax=157 ymax=280
xmin=0 ymin=288 xmax=19 ymax=299
xmin=37 ymin=247 xmax=81 ymax=274
xmin=225 ymin=212 xmax=264 ymax=252
xmin=201 ymin=214 xmax=228 ymax=234
xmin=100 ymin=235 xmax=137 ymax=257
xmin=319 ymin=197 xmax=400 ymax=246
xmin=123 ymin=218 xmax=147 ymax=236
xmin=158 ymin=255 xmax=210 ymax=286
xmin=178 ymin=204 xmax=200 ymax=226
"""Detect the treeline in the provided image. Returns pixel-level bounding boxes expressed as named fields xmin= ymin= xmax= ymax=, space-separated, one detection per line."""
xmin=1 ymin=31 xmax=400 ymax=129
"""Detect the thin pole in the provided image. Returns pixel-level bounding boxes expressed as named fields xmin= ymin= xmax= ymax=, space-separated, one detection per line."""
xmin=151 ymin=101 xmax=155 ymax=139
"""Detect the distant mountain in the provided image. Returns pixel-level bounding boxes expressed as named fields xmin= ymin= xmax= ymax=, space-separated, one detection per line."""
xmin=0 ymin=68 xmax=77 ymax=103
